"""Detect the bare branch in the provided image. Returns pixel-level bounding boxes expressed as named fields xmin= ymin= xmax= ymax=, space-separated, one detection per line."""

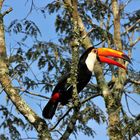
xmin=122 ymin=19 xmax=140 ymax=35
xmin=24 ymin=0 xmax=35 ymax=19
xmin=2 ymin=7 xmax=13 ymax=17
xmin=119 ymin=0 xmax=132 ymax=11
xmin=20 ymin=88 xmax=50 ymax=100
xmin=130 ymin=37 xmax=140 ymax=47
xmin=128 ymin=79 xmax=140 ymax=85
xmin=81 ymin=93 xmax=101 ymax=104
xmin=49 ymin=108 xmax=72 ymax=131
xmin=81 ymin=27 xmax=95 ymax=40
xmin=125 ymin=94 xmax=136 ymax=117
xmin=60 ymin=108 xmax=79 ymax=140
xmin=124 ymin=92 xmax=140 ymax=106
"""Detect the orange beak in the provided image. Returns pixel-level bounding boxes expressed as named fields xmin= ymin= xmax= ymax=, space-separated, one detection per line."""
xmin=97 ymin=48 xmax=131 ymax=70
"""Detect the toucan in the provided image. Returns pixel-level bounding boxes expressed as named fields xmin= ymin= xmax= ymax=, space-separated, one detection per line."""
xmin=42 ymin=47 xmax=131 ymax=119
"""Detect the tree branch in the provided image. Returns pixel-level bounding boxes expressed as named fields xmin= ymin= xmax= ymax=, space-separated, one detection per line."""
xmin=128 ymin=79 xmax=140 ymax=85
xmin=49 ymin=108 xmax=72 ymax=131
xmin=125 ymin=93 xmax=136 ymax=117
xmin=0 ymin=0 xmax=4 ymax=10
xmin=0 ymin=11 xmax=52 ymax=140
xmin=81 ymin=93 xmax=101 ymax=104
xmin=2 ymin=7 xmax=13 ymax=17
xmin=124 ymin=92 xmax=140 ymax=106
xmin=63 ymin=0 xmax=109 ymax=97
xmin=59 ymin=109 xmax=79 ymax=140
xmin=20 ymin=88 xmax=50 ymax=100
xmin=122 ymin=19 xmax=140 ymax=35
xmin=61 ymin=0 xmax=110 ymax=138
xmin=130 ymin=37 xmax=140 ymax=47
xmin=50 ymin=93 xmax=101 ymax=131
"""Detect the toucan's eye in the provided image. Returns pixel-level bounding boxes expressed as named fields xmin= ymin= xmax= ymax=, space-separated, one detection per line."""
xmin=93 ymin=49 xmax=97 ymax=53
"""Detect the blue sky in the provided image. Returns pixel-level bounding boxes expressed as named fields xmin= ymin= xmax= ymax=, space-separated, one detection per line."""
xmin=1 ymin=0 xmax=140 ymax=140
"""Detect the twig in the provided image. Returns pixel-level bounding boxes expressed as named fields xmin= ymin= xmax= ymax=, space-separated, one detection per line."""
xmin=50 ymin=93 xmax=100 ymax=131
xmin=19 ymin=137 xmax=37 ymax=140
xmin=81 ymin=93 xmax=101 ymax=104
xmin=52 ymin=129 xmax=63 ymax=136
xmin=122 ymin=19 xmax=140 ymax=35
xmin=81 ymin=27 xmax=95 ymax=40
xmin=119 ymin=0 xmax=132 ymax=11
xmin=49 ymin=108 xmax=72 ymax=131
xmin=128 ymin=79 xmax=140 ymax=85
xmin=130 ymin=37 xmax=140 ymax=47
xmin=124 ymin=93 xmax=136 ymax=117
xmin=124 ymin=92 xmax=140 ymax=106
xmin=2 ymin=7 xmax=13 ymax=17
xmin=94 ymin=40 xmax=106 ymax=47
xmin=19 ymin=88 xmax=50 ymax=100
xmin=24 ymin=0 xmax=35 ymax=19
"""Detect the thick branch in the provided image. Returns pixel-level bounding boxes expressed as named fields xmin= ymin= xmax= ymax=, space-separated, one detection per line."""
xmin=0 ymin=72 xmax=51 ymax=139
xmin=59 ymin=109 xmax=79 ymax=140
xmin=62 ymin=0 xmax=80 ymax=106
xmin=105 ymin=1 xmax=127 ymax=140
xmin=63 ymin=0 xmax=109 ymax=98
xmin=61 ymin=1 xmax=110 ymax=138
xmin=63 ymin=0 xmax=92 ymax=49
xmin=112 ymin=0 xmax=128 ymax=89
xmin=0 ymin=12 xmax=51 ymax=140
xmin=62 ymin=0 xmax=81 ymax=138
xmin=0 ymin=0 xmax=4 ymax=10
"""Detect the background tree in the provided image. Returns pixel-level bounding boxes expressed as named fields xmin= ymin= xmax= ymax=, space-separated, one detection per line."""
xmin=0 ymin=0 xmax=140 ymax=140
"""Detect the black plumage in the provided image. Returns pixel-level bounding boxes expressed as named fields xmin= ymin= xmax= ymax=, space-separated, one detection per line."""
xmin=42 ymin=47 xmax=94 ymax=119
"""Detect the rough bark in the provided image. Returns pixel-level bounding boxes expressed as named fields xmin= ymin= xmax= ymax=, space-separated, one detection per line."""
xmin=0 ymin=1 xmax=51 ymax=139
xmin=63 ymin=0 xmax=128 ymax=140
xmin=62 ymin=0 xmax=110 ymax=138
xmin=69 ymin=0 xmax=80 ymax=108
xmin=61 ymin=0 xmax=80 ymax=139
xmin=63 ymin=0 xmax=109 ymax=97
xmin=104 ymin=0 xmax=127 ymax=139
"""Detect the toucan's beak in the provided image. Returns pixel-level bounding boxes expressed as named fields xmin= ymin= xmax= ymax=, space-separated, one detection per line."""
xmin=97 ymin=48 xmax=131 ymax=70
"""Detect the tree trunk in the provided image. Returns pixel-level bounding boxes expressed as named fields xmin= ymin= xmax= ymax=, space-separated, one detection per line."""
xmin=0 ymin=1 xmax=51 ymax=139
xmin=105 ymin=0 xmax=127 ymax=139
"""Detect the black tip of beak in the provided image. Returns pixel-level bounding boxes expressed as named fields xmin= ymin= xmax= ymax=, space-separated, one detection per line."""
xmin=122 ymin=54 xmax=132 ymax=64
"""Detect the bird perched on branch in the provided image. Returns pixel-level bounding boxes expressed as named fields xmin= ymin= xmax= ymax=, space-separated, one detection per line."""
xmin=42 ymin=47 xmax=131 ymax=119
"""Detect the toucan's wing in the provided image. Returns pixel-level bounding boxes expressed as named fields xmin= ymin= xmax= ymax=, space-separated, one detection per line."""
xmin=53 ymin=72 xmax=70 ymax=94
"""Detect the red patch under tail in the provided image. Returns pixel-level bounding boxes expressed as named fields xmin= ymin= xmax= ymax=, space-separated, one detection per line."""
xmin=42 ymin=92 xmax=60 ymax=119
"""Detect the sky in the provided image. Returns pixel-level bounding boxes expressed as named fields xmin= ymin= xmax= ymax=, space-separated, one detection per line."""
xmin=1 ymin=0 xmax=140 ymax=140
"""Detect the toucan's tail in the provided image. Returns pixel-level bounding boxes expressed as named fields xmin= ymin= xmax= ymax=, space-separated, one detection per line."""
xmin=42 ymin=100 xmax=58 ymax=119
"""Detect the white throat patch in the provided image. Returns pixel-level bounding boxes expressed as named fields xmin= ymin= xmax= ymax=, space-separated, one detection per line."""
xmin=85 ymin=52 xmax=96 ymax=72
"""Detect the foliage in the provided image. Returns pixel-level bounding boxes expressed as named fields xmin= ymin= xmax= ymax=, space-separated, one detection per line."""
xmin=0 ymin=0 xmax=140 ymax=140
xmin=8 ymin=19 xmax=41 ymax=41
xmin=0 ymin=105 xmax=33 ymax=140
